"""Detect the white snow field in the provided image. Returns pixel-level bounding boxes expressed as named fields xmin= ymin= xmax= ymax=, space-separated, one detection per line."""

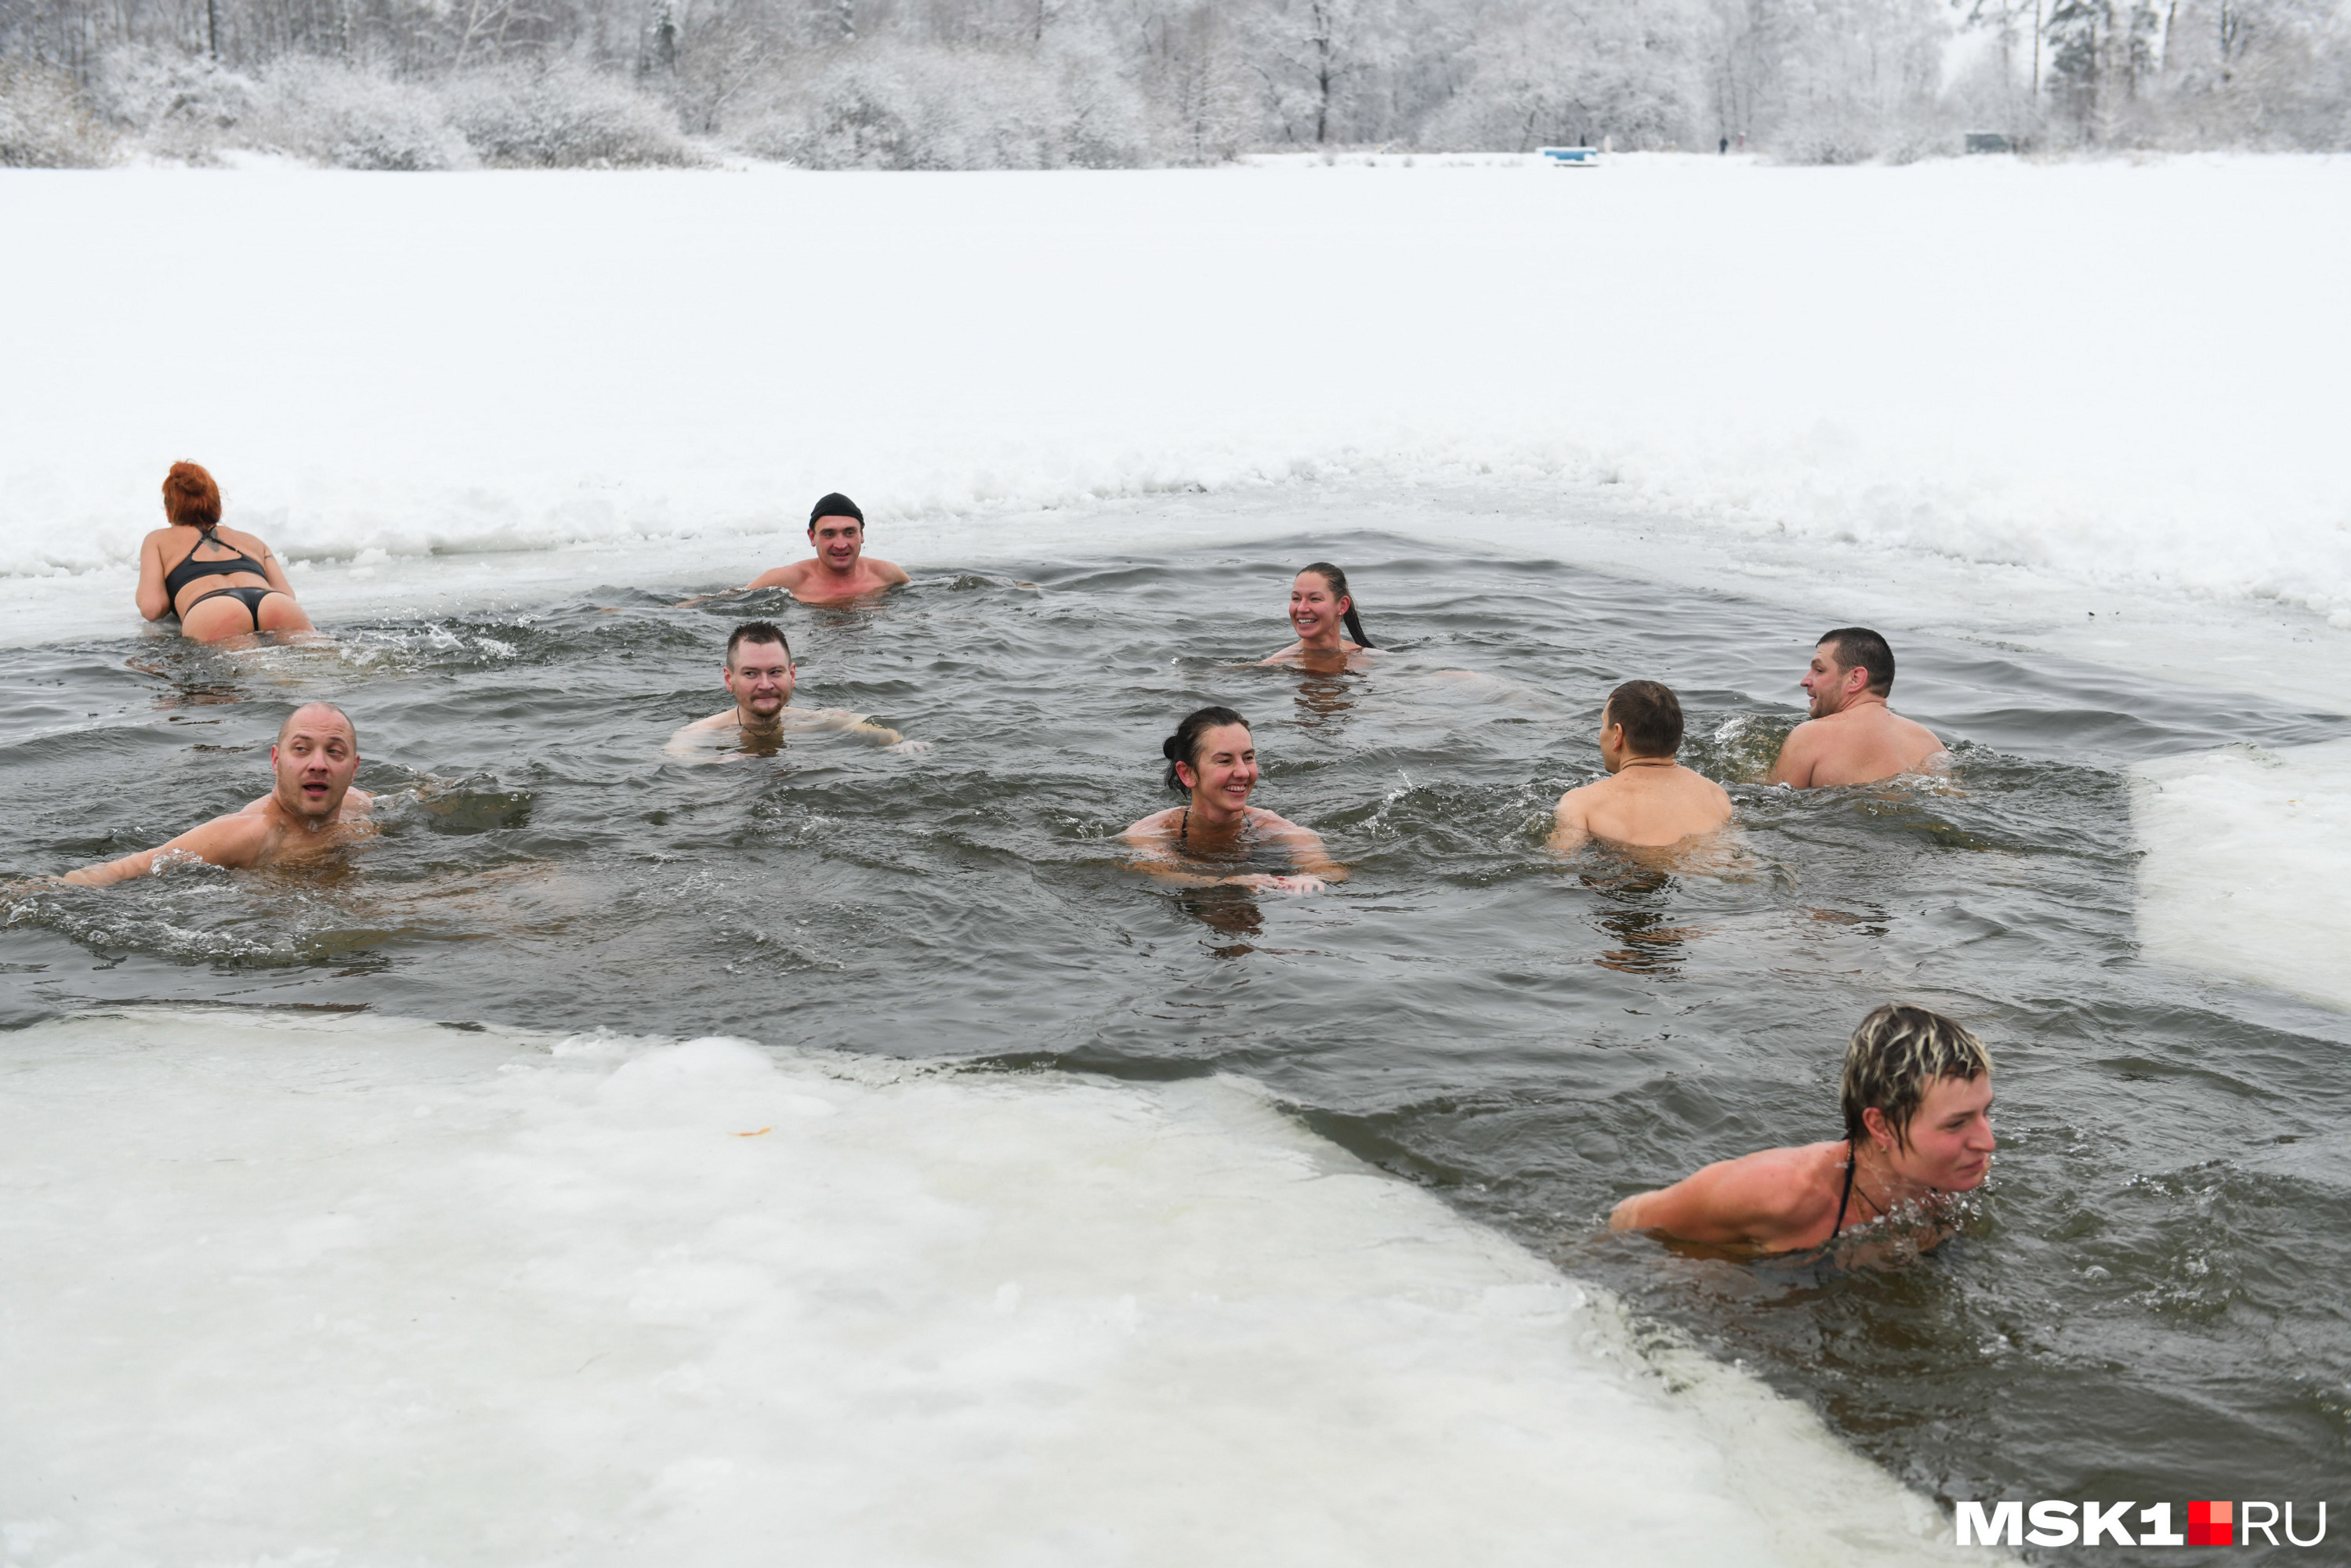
xmin=0 ymin=154 xmax=2348 ymax=640
xmin=2135 ymin=737 xmax=2351 ymax=1013
xmin=0 ymin=1009 xmax=1969 ymax=1566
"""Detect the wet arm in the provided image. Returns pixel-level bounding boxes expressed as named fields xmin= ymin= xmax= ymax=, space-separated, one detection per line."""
xmin=63 ymin=813 xmax=266 ymax=886
xmin=1547 ymin=791 xmax=1590 ymax=853
xmin=259 ymin=544 xmax=299 ymax=598
xmin=135 ymin=538 xmax=171 ymax=621
xmin=1610 ymin=1157 xmax=1807 ymax=1248
xmin=1765 ymin=727 xmax=1817 ymax=788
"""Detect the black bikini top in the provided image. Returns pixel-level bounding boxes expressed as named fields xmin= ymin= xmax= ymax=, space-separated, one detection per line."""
xmin=163 ymin=527 xmax=270 ymax=600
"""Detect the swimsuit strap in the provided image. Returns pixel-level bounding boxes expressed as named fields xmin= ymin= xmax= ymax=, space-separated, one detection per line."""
xmin=1831 ymin=1138 xmax=1857 ymax=1240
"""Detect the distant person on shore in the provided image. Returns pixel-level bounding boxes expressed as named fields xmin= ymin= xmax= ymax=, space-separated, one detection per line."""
xmin=135 ymin=462 xmax=316 ymax=643
xmin=1262 ymin=563 xmax=1376 ymax=672
xmin=1766 ymin=628 xmax=1947 ymax=788
xmin=665 ymin=621 xmax=926 ymax=759
xmin=1124 ymin=706 xmax=1345 ymax=893
xmin=723 ymin=494 xmax=909 ymax=606
xmin=62 ymin=702 xmax=370 ymax=885
xmin=1610 ymin=1004 xmax=1996 ymax=1257
xmin=1551 ymin=680 xmax=1733 ymax=850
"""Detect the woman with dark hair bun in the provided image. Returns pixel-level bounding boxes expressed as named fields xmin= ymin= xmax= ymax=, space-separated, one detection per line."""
xmin=1122 ymin=706 xmax=1345 ymax=894
xmin=135 ymin=461 xmax=315 ymax=643
xmin=1262 ymin=562 xmax=1375 ymax=670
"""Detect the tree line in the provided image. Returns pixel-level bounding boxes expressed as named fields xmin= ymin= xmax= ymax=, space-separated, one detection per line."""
xmin=3 ymin=0 xmax=2346 ymax=167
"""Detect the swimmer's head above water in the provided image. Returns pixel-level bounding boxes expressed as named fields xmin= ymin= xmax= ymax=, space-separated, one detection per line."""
xmin=273 ymin=701 xmax=361 ymax=820
xmin=1599 ymin=679 xmax=1683 ymax=770
xmin=1607 ymin=1003 xmax=1995 ymax=1257
xmin=1803 ymin=627 xmax=1894 ymax=719
xmin=1162 ymin=706 xmax=1253 ymax=801
xmin=723 ymin=621 xmax=795 ymax=725
xmin=1290 ymin=563 xmax=1374 ymax=651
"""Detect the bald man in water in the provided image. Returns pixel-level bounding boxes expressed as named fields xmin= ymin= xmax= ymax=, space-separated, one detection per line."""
xmin=1766 ymin=628 xmax=1948 ymax=789
xmin=63 ymin=701 xmax=373 ymax=885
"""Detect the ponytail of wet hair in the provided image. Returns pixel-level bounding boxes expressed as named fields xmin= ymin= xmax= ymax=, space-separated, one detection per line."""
xmin=1301 ymin=562 xmax=1374 ymax=649
xmin=1161 ymin=705 xmax=1248 ymax=795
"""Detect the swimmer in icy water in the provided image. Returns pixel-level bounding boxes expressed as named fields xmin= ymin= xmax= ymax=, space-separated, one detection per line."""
xmin=61 ymin=702 xmax=370 ymax=885
xmin=1767 ymin=627 xmax=1949 ymax=788
xmin=1610 ymin=1004 xmax=1994 ymax=1258
xmin=665 ymin=621 xmax=926 ymax=759
xmin=1549 ymin=680 xmax=1733 ymax=850
xmin=135 ymin=462 xmax=316 ymax=643
xmin=1123 ymin=707 xmax=1345 ymax=893
xmin=1260 ymin=563 xmax=1375 ymax=672
xmin=708 ymin=493 xmax=909 ymax=606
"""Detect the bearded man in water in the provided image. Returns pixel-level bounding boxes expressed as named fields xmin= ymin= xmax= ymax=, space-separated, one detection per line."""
xmin=665 ymin=621 xmax=925 ymax=757
xmin=1610 ymin=1005 xmax=1995 ymax=1257
xmin=1550 ymin=680 xmax=1733 ymax=850
xmin=64 ymin=701 xmax=372 ymax=885
xmin=739 ymin=494 xmax=910 ymax=605
xmin=1767 ymin=627 xmax=1948 ymax=788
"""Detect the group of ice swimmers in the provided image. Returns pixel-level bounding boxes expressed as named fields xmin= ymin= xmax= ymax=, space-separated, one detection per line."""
xmin=72 ymin=461 xmax=1994 ymax=1262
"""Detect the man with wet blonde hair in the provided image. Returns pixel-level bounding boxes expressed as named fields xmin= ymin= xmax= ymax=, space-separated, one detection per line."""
xmin=1610 ymin=1004 xmax=1996 ymax=1256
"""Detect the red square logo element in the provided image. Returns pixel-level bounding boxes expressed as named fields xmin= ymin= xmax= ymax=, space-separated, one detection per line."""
xmin=2189 ymin=1501 xmax=2233 ymax=1547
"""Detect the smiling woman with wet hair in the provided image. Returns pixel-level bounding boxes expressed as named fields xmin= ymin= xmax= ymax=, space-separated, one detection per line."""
xmin=1121 ymin=706 xmax=1346 ymax=895
xmin=1261 ymin=563 xmax=1375 ymax=670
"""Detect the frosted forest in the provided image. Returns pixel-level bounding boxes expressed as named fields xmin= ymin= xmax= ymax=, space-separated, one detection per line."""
xmin=2 ymin=0 xmax=2349 ymax=168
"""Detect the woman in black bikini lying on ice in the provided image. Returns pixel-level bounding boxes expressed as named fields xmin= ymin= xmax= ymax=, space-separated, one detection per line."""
xmin=136 ymin=462 xmax=315 ymax=643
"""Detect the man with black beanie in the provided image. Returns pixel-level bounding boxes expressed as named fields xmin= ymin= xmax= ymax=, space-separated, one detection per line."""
xmin=739 ymin=492 xmax=910 ymax=604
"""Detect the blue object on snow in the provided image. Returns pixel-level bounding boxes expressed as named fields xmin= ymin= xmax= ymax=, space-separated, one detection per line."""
xmin=1538 ymin=147 xmax=1599 ymax=166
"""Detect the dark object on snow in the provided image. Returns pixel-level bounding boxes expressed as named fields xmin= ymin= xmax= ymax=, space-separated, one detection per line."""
xmin=1965 ymin=132 xmax=2016 ymax=154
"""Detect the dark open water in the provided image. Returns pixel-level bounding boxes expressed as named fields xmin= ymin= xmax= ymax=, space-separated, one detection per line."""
xmin=5 ymin=531 xmax=2349 ymax=1559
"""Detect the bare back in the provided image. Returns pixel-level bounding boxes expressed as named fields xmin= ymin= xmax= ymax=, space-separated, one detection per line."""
xmin=1770 ymin=704 xmax=1947 ymax=789
xmin=1552 ymin=762 xmax=1733 ymax=850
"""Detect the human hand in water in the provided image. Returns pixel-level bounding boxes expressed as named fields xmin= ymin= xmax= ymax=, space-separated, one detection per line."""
xmin=1233 ymin=873 xmax=1326 ymax=895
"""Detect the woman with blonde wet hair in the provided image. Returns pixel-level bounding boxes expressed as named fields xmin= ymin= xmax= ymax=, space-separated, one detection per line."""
xmin=1261 ymin=562 xmax=1375 ymax=669
xmin=135 ymin=462 xmax=315 ymax=643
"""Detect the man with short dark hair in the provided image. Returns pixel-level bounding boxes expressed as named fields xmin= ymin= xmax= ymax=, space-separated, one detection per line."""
xmin=665 ymin=620 xmax=926 ymax=758
xmin=739 ymin=493 xmax=910 ymax=605
xmin=1610 ymin=1004 xmax=1996 ymax=1257
xmin=1766 ymin=627 xmax=1947 ymax=788
xmin=1549 ymin=679 xmax=1733 ymax=850
xmin=63 ymin=701 xmax=374 ymax=885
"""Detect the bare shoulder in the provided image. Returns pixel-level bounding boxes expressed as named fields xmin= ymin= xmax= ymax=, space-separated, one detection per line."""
xmin=1246 ymin=806 xmax=1316 ymax=838
xmin=1259 ymin=641 xmax=1306 ymax=666
xmin=170 ymin=806 xmax=275 ymax=867
xmin=745 ymin=562 xmax=810 ymax=591
xmin=1123 ymin=809 xmax=1181 ymax=849
xmin=216 ymin=524 xmax=270 ymax=555
xmin=872 ymin=558 xmax=911 ymax=585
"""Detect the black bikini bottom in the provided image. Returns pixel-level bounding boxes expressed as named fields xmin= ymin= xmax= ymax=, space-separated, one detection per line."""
xmin=184 ymin=585 xmax=282 ymax=627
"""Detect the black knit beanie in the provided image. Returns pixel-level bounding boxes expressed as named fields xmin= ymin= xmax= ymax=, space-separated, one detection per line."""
xmin=810 ymin=492 xmax=864 ymax=527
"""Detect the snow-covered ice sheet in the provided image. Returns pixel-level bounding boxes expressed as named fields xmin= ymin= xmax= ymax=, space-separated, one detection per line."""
xmin=2135 ymin=737 xmax=2351 ymax=1014
xmin=0 ymin=1009 xmax=1972 ymax=1566
xmin=2 ymin=154 xmax=2348 ymax=636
